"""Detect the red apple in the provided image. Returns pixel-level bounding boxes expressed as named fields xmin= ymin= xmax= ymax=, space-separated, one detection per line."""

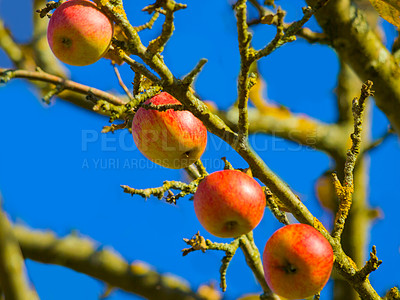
xmin=131 ymin=92 xmax=207 ymax=169
xmin=262 ymin=224 xmax=334 ymax=299
xmin=47 ymin=0 xmax=113 ymax=66
xmin=193 ymin=170 xmax=265 ymax=238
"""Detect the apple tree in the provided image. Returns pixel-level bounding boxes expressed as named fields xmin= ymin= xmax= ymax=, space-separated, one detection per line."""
xmin=0 ymin=0 xmax=399 ymax=299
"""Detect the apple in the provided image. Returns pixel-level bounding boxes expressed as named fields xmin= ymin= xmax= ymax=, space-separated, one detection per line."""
xmin=47 ymin=0 xmax=113 ymax=66
xmin=262 ymin=224 xmax=334 ymax=299
xmin=131 ymin=92 xmax=207 ymax=169
xmin=193 ymin=169 xmax=265 ymax=238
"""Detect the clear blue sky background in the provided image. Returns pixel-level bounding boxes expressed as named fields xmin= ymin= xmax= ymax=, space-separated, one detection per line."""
xmin=0 ymin=1 xmax=399 ymax=299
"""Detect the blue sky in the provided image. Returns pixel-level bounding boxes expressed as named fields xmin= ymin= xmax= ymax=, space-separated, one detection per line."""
xmin=0 ymin=1 xmax=399 ymax=299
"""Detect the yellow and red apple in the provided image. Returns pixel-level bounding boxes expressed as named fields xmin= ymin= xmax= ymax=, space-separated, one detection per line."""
xmin=263 ymin=224 xmax=334 ymax=299
xmin=131 ymin=92 xmax=207 ymax=169
xmin=47 ymin=0 xmax=113 ymax=66
xmin=193 ymin=170 xmax=266 ymax=238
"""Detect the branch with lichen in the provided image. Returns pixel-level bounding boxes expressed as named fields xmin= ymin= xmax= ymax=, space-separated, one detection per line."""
xmin=182 ymin=59 xmax=208 ymax=87
xmin=240 ymin=232 xmax=279 ymax=300
xmin=215 ymin=63 xmax=348 ymax=159
xmin=93 ymin=87 xmax=160 ymax=121
xmin=253 ymin=0 xmax=331 ymax=60
xmin=235 ymin=0 xmax=253 ymax=143
xmin=0 ymin=68 xmax=126 ymax=106
xmin=183 ymin=232 xmax=240 ymax=292
xmin=0 ymin=207 xmax=38 ymax=300
xmin=343 ymin=81 xmax=373 ymax=186
xmin=194 ymin=160 xmax=208 ymax=177
xmin=121 ymin=177 xmax=203 ymax=204
xmin=331 ymin=81 xmax=374 ymax=240
xmin=134 ymin=11 xmax=160 ymax=32
xmin=247 ymin=0 xmax=329 ymax=44
xmin=35 ymin=1 xmax=64 ymax=19
xmin=182 ymin=231 xmax=274 ymax=297
xmin=182 ymin=230 xmax=277 ymax=298
xmin=263 ymin=187 xmax=290 ymax=225
xmin=385 ymin=287 xmax=400 ymax=300
xmin=331 ymin=60 xmax=374 ymax=300
xmin=12 ymin=225 xmax=211 ymax=300
xmin=355 ymin=246 xmax=382 ymax=281
xmin=146 ymin=0 xmax=183 ymax=56
xmin=93 ymin=0 xmax=175 ymax=85
xmin=219 ymin=101 xmax=348 ymax=159
xmin=140 ymin=102 xmax=186 ymax=111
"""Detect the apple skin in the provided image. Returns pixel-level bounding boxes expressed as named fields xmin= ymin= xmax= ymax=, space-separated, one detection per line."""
xmin=131 ymin=92 xmax=207 ymax=169
xmin=193 ymin=170 xmax=266 ymax=238
xmin=262 ymin=224 xmax=334 ymax=299
xmin=47 ymin=0 xmax=113 ymax=66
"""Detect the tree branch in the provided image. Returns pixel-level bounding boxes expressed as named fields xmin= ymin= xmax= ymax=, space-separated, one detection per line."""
xmin=332 ymin=80 xmax=373 ymax=239
xmin=235 ymin=0 xmax=253 ymax=143
xmin=0 ymin=19 xmax=25 ymax=68
xmin=13 ymin=225 xmax=211 ymax=300
xmin=0 ymin=68 xmax=126 ymax=106
xmin=240 ymin=233 xmax=279 ymax=300
xmin=121 ymin=178 xmax=202 ymax=205
xmin=220 ymin=106 xmax=347 ymax=158
xmin=306 ymin=0 xmax=400 ymax=136
xmin=0 ymin=210 xmax=38 ymax=300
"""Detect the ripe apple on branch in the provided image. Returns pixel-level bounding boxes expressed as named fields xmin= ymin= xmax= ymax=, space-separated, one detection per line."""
xmin=0 ymin=0 xmax=395 ymax=299
xmin=47 ymin=0 xmax=113 ymax=66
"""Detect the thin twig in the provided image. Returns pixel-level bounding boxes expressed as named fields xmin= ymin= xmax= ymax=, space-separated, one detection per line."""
xmin=356 ymin=246 xmax=382 ymax=280
xmin=146 ymin=0 xmax=176 ymax=56
xmin=182 ymin=232 xmax=240 ymax=292
xmin=134 ymin=11 xmax=160 ymax=32
xmin=332 ymin=81 xmax=374 ymax=239
xmin=113 ymin=64 xmax=134 ymax=100
xmin=121 ymin=178 xmax=202 ymax=204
